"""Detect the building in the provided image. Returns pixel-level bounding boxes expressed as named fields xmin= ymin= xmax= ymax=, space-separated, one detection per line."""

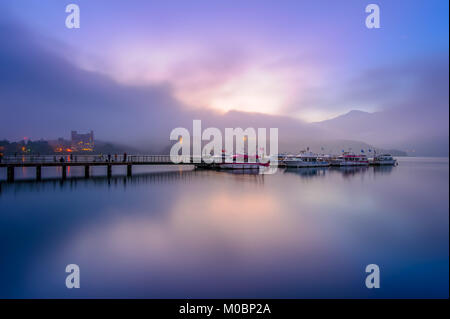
xmin=71 ymin=130 xmax=94 ymax=151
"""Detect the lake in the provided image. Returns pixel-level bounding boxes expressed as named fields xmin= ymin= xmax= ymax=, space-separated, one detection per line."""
xmin=0 ymin=157 xmax=448 ymax=298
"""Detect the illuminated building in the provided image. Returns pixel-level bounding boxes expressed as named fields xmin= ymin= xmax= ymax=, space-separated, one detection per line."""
xmin=71 ymin=130 xmax=94 ymax=152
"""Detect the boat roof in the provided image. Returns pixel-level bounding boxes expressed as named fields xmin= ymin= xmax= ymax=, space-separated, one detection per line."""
xmin=340 ymin=154 xmax=367 ymax=157
xmin=295 ymin=152 xmax=318 ymax=157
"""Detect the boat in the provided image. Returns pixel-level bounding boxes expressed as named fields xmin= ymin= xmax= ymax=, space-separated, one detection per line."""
xmin=218 ymin=154 xmax=269 ymax=169
xmin=283 ymin=151 xmax=330 ymax=168
xmin=331 ymin=152 xmax=369 ymax=166
xmin=277 ymin=153 xmax=288 ymax=162
xmin=371 ymin=154 xmax=397 ymax=165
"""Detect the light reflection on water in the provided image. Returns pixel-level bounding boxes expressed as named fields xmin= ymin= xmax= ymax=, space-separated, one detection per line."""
xmin=0 ymin=158 xmax=448 ymax=298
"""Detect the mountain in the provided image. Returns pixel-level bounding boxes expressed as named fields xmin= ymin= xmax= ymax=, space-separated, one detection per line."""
xmin=313 ymin=110 xmax=448 ymax=157
xmin=149 ymin=110 xmax=407 ymax=156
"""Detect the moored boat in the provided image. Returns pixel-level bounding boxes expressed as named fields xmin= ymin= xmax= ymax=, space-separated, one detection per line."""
xmin=218 ymin=154 xmax=269 ymax=169
xmin=371 ymin=154 xmax=397 ymax=165
xmin=331 ymin=152 xmax=369 ymax=166
xmin=283 ymin=151 xmax=330 ymax=168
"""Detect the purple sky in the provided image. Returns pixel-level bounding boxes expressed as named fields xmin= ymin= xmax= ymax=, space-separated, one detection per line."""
xmin=0 ymin=0 xmax=448 ymax=154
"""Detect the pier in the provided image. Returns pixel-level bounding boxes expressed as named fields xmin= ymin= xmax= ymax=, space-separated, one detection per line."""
xmin=0 ymin=155 xmax=197 ymax=182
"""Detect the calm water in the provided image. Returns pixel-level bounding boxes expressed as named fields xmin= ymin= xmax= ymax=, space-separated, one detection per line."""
xmin=0 ymin=157 xmax=448 ymax=298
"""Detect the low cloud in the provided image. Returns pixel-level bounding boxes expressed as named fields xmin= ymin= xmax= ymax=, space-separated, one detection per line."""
xmin=0 ymin=19 xmax=448 ymax=156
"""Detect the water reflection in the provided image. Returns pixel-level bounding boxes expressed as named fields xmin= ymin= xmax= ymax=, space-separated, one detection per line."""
xmin=284 ymin=167 xmax=328 ymax=178
xmin=1 ymin=165 xmax=395 ymax=195
xmin=0 ymin=170 xmax=196 ymax=194
xmin=0 ymin=169 xmax=270 ymax=195
xmin=372 ymin=165 xmax=394 ymax=174
xmin=0 ymin=158 xmax=448 ymax=298
xmin=215 ymin=168 xmax=261 ymax=175
xmin=329 ymin=166 xmax=369 ymax=177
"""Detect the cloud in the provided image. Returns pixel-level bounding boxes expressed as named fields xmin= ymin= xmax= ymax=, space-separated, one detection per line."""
xmin=0 ymin=21 xmax=193 ymax=147
xmin=285 ymin=54 xmax=449 ymax=124
xmin=0 ymin=17 xmax=448 ymax=156
xmin=72 ymin=40 xmax=325 ymax=117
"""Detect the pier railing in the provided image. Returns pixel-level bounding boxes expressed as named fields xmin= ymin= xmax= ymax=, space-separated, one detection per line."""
xmin=0 ymin=154 xmax=197 ymax=182
xmin=0 ymin=154 xmax=193 ymax=164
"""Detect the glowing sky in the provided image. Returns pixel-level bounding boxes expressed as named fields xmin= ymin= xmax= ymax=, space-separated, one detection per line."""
xmin=3 ymin=0 xmax=448 ymax=122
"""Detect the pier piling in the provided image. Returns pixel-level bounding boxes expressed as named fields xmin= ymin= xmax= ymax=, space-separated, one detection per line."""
xmin=127 ymin=164 xmax=132 ymax=177
xmin=84 ymin=165 xmax=90 ymax=178
xmin=36 ymin=165 xmax=42 ymax=181
xmin=107 ymin=164 xmax=112 ymax=178
xmin=7 ymin=166 xmax=14 ymax=182
xmin=62 ymin=165 xmax=67 ymax=179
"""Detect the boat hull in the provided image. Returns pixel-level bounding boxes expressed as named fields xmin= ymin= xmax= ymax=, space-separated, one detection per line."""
xmin=331 ymin=161 xmax=369 ymax=166
xmin=284 ymin=161 xmax=330 ymax=168
xmin=218 ymin=162 xmax=269 ymax=169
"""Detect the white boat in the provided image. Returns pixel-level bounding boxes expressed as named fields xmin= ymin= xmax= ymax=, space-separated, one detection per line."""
xmin=371 ymin=154 xmax=397 ymax=165
xmin=218 ymin=154 xmax=269 ymax=169
xmin=283 ymin=152 xmax=330 ymax=168
xmin=331 ymin=152 xmax=369 ymax=166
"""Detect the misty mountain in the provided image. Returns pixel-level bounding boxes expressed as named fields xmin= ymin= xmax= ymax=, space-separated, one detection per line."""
xmin=313 ymin=110 xmax=449 ymax=157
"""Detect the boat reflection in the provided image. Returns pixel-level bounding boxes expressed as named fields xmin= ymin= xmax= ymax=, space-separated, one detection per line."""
xmin=214 ymin=168 xmax=260 ymax=175
xmin=329 ymin=165 xmax=369 ymax=177
xmin=284 ymin=167 xmax=327 ymax=178
xmin=372 ymin=165 xmax=394 ymax=174
xmin=284 ymin=165 xmax=394 ymax=179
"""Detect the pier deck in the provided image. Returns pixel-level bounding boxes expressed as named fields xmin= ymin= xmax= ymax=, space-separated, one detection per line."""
xmin=0 ymin=155 xmax=199 ymax=182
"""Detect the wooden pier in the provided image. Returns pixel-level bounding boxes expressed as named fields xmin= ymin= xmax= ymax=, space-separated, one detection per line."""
xmin=0 ymin=155 xmax=198 ymax=182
